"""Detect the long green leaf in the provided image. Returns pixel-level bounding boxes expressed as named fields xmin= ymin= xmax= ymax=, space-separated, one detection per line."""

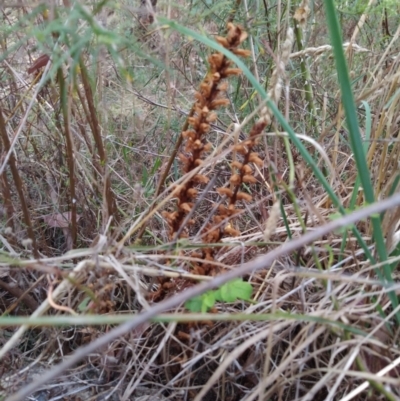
xmin=323 ymin=0 xmax=397 ymax=316
xmin=0 ymin=313 xmax=369 ymax=336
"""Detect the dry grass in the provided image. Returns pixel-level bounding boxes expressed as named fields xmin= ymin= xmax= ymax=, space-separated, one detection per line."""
xmin=1 ymin=1 xmax=400 ymax=400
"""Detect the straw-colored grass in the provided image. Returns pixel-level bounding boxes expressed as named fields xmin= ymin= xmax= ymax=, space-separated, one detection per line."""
xmin=1 ymin=1 xmax=400 ymax=400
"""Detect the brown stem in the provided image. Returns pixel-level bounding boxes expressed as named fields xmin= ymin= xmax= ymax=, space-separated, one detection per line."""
xmin=79 ymin=59 xmax=117 ymax=227
xmin=0 ymin=172 xmax=15 ymax=231
xmin=0 ymin=278 xmax=39 ymax=314
xmin=0 ymin=106 xmax=38 ymax=257
xmin=157 ymin=105 xmax=195 ymax=198
xmin=135 ymin=105 xmax=195 ymax=242
xmin=57 ymin=68 xmax=77 ymax=247
xmin=75 ymin=85 xmax=102 ymax=188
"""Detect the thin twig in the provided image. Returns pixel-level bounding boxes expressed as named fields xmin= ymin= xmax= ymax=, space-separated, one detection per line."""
xmin=0 ymin=107 xmax=38 ymax=257
xmin=135 ymin=105 xmax=195 ymax=241
xmin=0 ymin=279 xmax=39 ymax=314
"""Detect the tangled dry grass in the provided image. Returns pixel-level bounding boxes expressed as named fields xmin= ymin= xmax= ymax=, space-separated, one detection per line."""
xmin=1 ymin=1 xmax=400 ymax=400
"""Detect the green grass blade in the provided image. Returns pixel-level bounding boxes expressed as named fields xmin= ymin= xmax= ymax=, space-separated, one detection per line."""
xmin=323 ymin=0 xmax=397 ymax=316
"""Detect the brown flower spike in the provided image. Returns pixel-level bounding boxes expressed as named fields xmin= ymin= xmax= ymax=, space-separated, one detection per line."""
xmin=156 ymin=23 xmax=265 ymax=299
xmin=162 ymin=23 xmax=251 ymax=240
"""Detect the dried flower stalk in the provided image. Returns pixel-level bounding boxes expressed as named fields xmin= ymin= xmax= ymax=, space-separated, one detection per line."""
xmin=260 ymin=27 xmax=294 ymax=125
xmin=162 ymin=23 xmax=250 ymax=240
xmin=200 ymin=119 xmax=267 ymax=272
xmin=198 ymin=31 xmax=300 ymax=269
xmin=151 ymin=24 xmax=252 ymax=299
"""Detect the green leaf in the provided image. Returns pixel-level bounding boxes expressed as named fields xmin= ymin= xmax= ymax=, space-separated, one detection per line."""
xmin=234 ymin=280 xmax=253 ymax=301
xmin=201 ymin=291 xmax=216 ymax=313
xmin=185 ymin=291 xmax=217 ymax=313
xmin=323 ymin=0 xmax=397 ymax=319
xmin=185 ymin=295 xmax=203 ymax=312
xmin=185 ymin=280 xmax=253 ymax=313
xmin=77 ymin=296 xmax=91 ymax=312
xmin=218 ymin=279 xmax=252 ymax=303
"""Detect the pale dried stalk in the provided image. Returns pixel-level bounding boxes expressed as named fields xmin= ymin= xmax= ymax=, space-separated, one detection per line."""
xmin=263 ymin=201 xmax=281 ymax=242
xmin=290 ymin=42 xmax=369 ymax=59
xmin=260 ymin=27 xmax=294 ymax=125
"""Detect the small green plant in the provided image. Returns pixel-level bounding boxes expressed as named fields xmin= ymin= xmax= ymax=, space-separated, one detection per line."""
xmin=185 ymin=278 xmax=253 ymax=313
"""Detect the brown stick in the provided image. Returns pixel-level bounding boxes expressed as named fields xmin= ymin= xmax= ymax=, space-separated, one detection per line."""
xmin=0 ymin=279 xmax=39 ymax=314
xmin=0 ymin=107 xmax=38 ymax=257
xmin=0 ymin=172 xmax=15 ymax=232
xmin=57 ymin=68 xmax=77 ymax=247
xmin=135 ymin=105 xmax=195 ymax=241
xmin=79 ymin=59 xmax=117 ymax=226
